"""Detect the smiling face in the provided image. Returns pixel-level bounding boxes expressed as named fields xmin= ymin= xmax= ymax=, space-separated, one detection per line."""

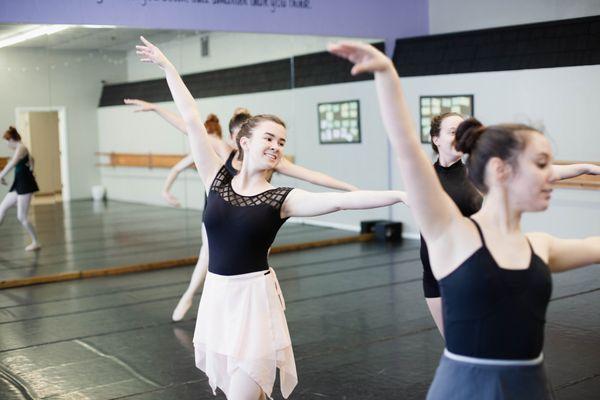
xmin=237 ymin=116 xmax=287 ymax=170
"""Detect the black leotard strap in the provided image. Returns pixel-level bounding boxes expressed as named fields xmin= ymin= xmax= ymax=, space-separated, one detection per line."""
xmin=469 ymin=218 xmax=487 ymax=247
xmin=226 ymin=150 xmax=235 ymax=163
xmin=224 ymin=150 xmax=238 ymax=176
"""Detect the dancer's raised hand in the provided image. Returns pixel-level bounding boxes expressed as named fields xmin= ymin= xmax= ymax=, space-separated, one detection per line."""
xmin=136 ymin=36 xmax=171 ymax=69
xmin=327 ymin=41 xmax=392 ymax=75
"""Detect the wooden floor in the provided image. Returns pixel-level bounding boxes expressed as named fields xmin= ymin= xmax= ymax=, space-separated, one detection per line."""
xmin=0 ymin=200 xmax=358 ymax=282
xmin=0 ymin=236 xmax=598 ymax=399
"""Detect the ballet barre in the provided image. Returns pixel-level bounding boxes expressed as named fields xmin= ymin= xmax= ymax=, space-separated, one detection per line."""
xmin=95 ymin=152 xmax=295 ymax=169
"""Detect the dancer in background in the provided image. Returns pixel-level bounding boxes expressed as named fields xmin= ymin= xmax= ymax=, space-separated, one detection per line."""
xmin=0 ymin=126 xmax=41 ymax=251
xmin=329 ymin=41 xmax=599 ymax=399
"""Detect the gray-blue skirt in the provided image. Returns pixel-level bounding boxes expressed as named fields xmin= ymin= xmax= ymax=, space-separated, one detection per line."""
xmin=427 ymin=352 xmax=555 ymax=400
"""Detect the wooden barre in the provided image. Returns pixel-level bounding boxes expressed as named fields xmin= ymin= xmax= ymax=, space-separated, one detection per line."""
xmin=95 ymin=152 xmax=295 ymax=169
xmin=2 ymin=154 xmax=599 ymax=189
xmin=95 ymin=152 xmax=190 ymax=169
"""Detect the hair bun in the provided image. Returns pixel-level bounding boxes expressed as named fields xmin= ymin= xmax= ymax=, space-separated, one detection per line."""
xmin=205 ymin=113 xmax=219 ymax=123
xmin=455 ymin=117 xmax=485 ymax=154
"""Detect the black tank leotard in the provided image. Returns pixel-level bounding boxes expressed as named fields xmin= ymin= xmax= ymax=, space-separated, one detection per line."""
xmin=9 ymin=155 xmax=39 ymax=195
xmin=440 ymin=219 xmax=552 ymax=359
xmin=421 ymin=160 xmax=482 ymax=298
xmin=203 ymin=164 xmax=293 ymax=276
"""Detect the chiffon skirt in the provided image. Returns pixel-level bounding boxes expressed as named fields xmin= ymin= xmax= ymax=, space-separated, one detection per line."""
xmin=193 ymin=268 xmax=297 ymax=399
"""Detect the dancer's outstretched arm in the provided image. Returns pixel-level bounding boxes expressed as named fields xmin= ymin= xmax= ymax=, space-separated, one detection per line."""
xmin=282 ymin=189 xmax=406 ymax=218
xmin=136 ymin=37 xmax=221 ymax=186
xmin=0 ymin=144 xmax=27 ymax=183
xmin=275 ymin=157 xmax=358 ymax=191
xmin=552 ymin=163 xmax=600 ymax=180
xmin=528 ymin=233 xmax=600 ymax=272
xmin=124 ymin=98 xmax=188 ymax=133
xmin=124 ymin=98 xmax=233 ymax=160
xmin=328 ymin=42 xmax=462 ymax=242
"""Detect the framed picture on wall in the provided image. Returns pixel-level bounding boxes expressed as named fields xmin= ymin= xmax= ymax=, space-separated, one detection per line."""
xmin=317 ymin=100 xmax=361 ymax=144
xmin=419 ymin=95 xmax=474 ymax=143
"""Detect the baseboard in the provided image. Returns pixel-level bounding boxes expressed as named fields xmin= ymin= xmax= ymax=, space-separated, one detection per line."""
xmin=289 ymin=217 xmax=421 ymax=240
xmin=288 ymin=218 xmax=360 ymax=232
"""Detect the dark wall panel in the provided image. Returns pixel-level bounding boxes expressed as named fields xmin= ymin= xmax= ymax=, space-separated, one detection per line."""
xmin=99 ymin=59 xmax=291 ymax=107
xmin=393 ymin=16 xmax=600 ymax=76
xmin=293 ymin=42 xmax=385 ymax=88
xmin=99 ymin=43 xmax=385 ymax=107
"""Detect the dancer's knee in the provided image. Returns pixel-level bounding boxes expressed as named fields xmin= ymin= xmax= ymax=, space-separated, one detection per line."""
xmin=17 ymin=212 xmax=29 ymax=226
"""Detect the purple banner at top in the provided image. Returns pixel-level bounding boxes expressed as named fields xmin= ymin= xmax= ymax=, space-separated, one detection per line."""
xmin=0 ymin=0 xmax=428 ymax=40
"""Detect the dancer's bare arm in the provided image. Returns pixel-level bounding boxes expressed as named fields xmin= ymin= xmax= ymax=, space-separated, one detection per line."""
xmin=124 ymin=98 xmax=188 ymax=133
xmin=136 ymin=37 xmax=221 ymax=186
xmin=281 ymin=189 xmax=406 ymax=218
xmin=163 ymin=154 xmax=195 ymax=192
xmin=124 ymin=99 xmax=233 ymax=161
xmin=528 ymin=233 xmax=600 ymax=272
xmin=552 ymin=163 xmax=600 ymax=180
xmin=275 ymin=157 xmax=358 ymax=191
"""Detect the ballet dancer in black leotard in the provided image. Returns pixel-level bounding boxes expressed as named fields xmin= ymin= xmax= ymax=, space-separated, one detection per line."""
xmin=330 ymin=41 xmax=599 ymax=400
xmin=0 ymin=126 xmax=41 ymax=251
xmin=125 ymin=101 xmax=360 ymax=322
xmin=137 ymin=36 xmax=407 ymax=399
xmin=420 ymin=113 xmax=599 ymax=336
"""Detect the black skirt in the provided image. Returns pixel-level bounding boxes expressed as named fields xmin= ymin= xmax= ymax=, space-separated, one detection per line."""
xmin=10 ymin=156 xmax=39 ymax=195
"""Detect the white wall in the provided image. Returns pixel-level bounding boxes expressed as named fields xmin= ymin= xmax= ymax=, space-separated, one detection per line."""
xmin=0 ymin=47 xmax=127 ymax=199
xmin=395 ymin=65 xmax=600 ymax=238
xmin=126 ymin=32 xmax=379 ymax=82
xmin=428 ymin=0 xmax=600 ymax=34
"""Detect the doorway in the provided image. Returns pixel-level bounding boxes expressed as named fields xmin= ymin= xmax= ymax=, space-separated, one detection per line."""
xmin=15 ymin=107 xmax=70 ymax=203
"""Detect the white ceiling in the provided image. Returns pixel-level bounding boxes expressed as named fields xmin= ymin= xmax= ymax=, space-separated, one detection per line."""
xmin=0 ymin=24 xmax=203 ymax=51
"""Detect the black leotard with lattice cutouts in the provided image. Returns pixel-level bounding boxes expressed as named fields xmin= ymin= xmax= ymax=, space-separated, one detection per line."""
xmin=203 ymin=165 xmax=293 ymax=275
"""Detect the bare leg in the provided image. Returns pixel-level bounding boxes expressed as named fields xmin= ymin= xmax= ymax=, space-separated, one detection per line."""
xmin=228 ymin=369 xmax=264 ymax=400
xmin=16 ymin=193 xmax=40 ymax=251
xmin=172 ymin=224 xmax=209 ymax=321
xmin=0 ymin=191 xmax=18 ymax=225
xmin=425 ymin=297 xmax=444 ymax=338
